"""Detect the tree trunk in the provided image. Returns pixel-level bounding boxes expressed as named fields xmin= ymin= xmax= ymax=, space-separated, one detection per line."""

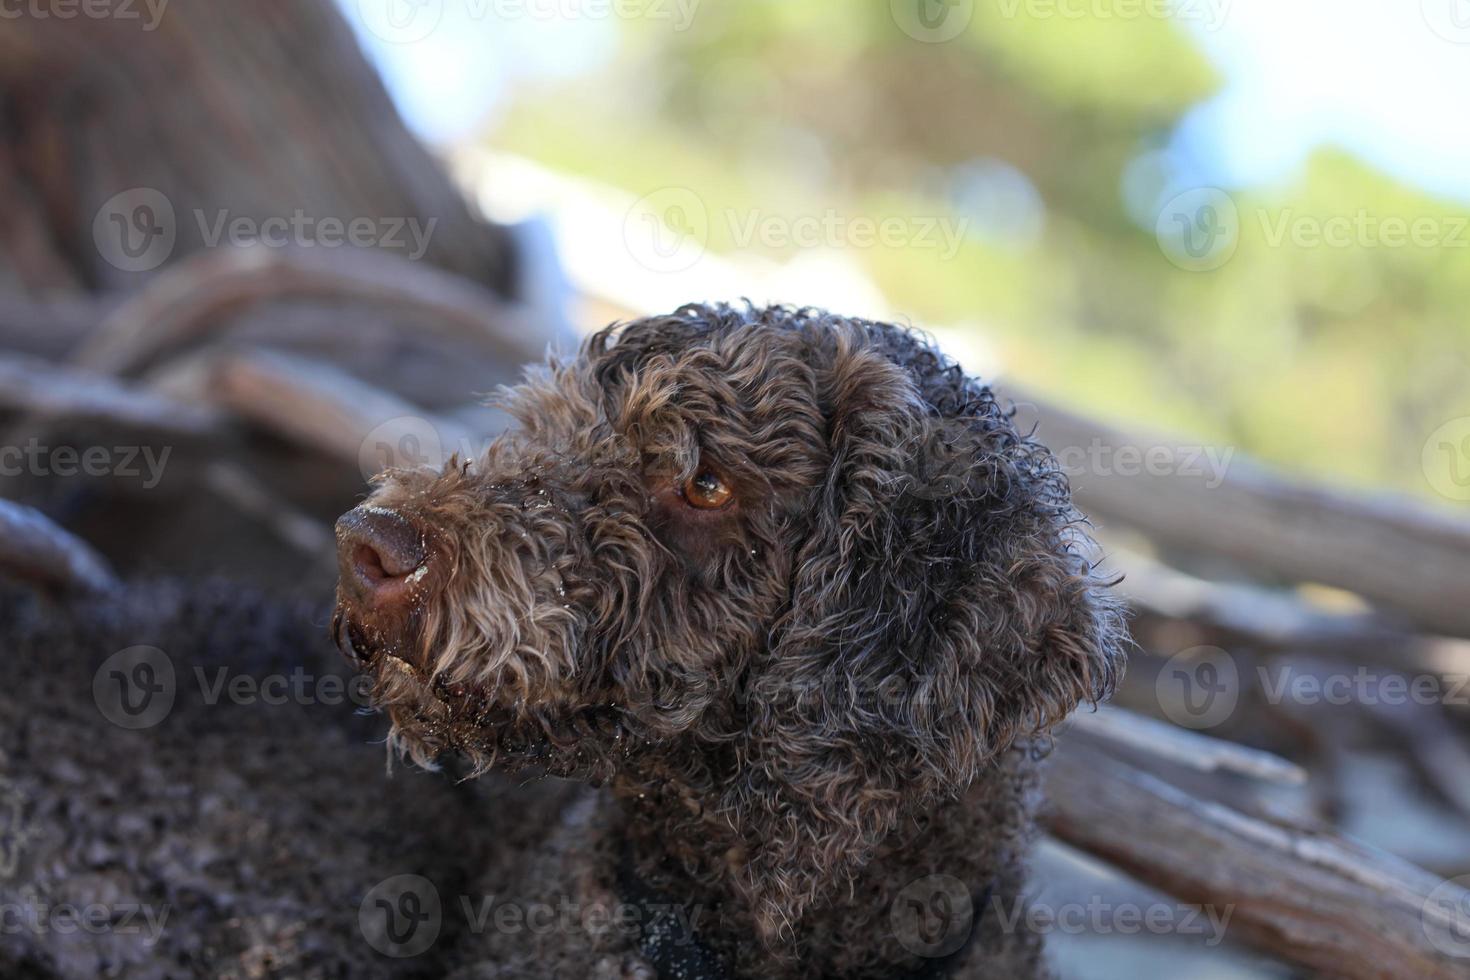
xmin=0 ymin=0 xmax=518 ymax=296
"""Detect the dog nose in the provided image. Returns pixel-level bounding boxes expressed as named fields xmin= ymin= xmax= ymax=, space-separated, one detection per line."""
xmin=335 ymin=506 xmax=427 ymax=608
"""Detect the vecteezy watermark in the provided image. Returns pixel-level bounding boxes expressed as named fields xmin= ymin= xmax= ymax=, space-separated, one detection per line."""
xmin=93 ymin=187 xmax=441 ymax=272
xmin=194 ymin=667 xmax=373 ymax=710
xmin=1257 ymin=666 xmax=1470 ymax=710
xmin=1158 ymin=190 xmax=1470 ymax=272
xmin=0 ymin=893 xmax=171 ymax=943
xmin=1155 ymin=188 xmax=1240 ymax=272
xmin=93 ymin=646 xmax=177 ymax=731
xmin=1256 ymin=209 xmax=1470 ymax=250
xmin=359 ymin=875 xmax=706 ymax=958
xmin=360 ymin=416 xmax=449 ymax=482
xmin=0 ymin=441 xmax=171 ymax=489
xmin=892 ymin=874 xmax=975 ymax=958
xmin=994 ymin=0 xmax=1230 ymax=30
xmin=93 ymin=188 xmax=177 ymax=273
xmin=622 ymin=187 xmax=971 ymax=274
xmin=0 ymin=0 xmax=169 ymax=30
xmin=93 ymin=647 xmax=373 ymax=730
xmin=1423 ymin=874 xmax=1470 ymax=958
xmin=358 ymin=416 xmax=500 ymax=482
xmin=902 ymin=431 xmax=1235 ymax=503
xmin=195 ymin=210 xmax=438 ymax=261
xmin=360 ymin=875 xmax=442 ymax=958
xmin=457 ymin=894 xmax=701 ymax=942
xmin=890 ymin=0 xmax=975 ymax=43
xmin=1157 ymin=645 xmax=1470 ymax=729
xmin=623 ymin=187 xmax=710 ymax=274
xmin=355 ymin=0 xmax=699 ymax=44
xmin=1054 ymin=439 xmax=1235 ymax=489
xmin=1156 ymin=645 xmax=1240 ymax=729
xmin=891 ymin=874 xmax=1235 ymax=956
xmin=1422 ymin=0 xmax=1470 ymax=44
xmin=991 ymin=892 xmax=1234 ymax=945
xmin=1423 ymin=416 xmax=1470 ymax=502
xmin=725 ymin=210 xmax=969 ymax=260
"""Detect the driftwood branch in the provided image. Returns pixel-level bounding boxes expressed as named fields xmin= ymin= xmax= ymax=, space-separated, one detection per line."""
xmin=0 ymin=498 xmax=119 ymax=595
xmin=1008 ymin=388 xmax=1470 ymax=638
xmin=70 ymin=246 xmax=549 ymax=379
xmin=0 ymin=353 xmax=222 ymax=436
xmin=0 ymin=294 xmax=108 ymax=359
xmin=1044 ymin=740 xmax=1470 ymax=979
xmin=1107 ymin=540 xmax=1416 ymax=660
xmin=196 ymin=348 xmax=478 ymax=474
xmin=202 ymin=461 xmax=334 ymax=559
xmin=1068 ymin=706 xmax=1306 ymax=786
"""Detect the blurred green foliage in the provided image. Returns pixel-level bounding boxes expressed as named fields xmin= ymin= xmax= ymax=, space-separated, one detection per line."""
xmin=489 ymin=0 xmax=1469 ymax=501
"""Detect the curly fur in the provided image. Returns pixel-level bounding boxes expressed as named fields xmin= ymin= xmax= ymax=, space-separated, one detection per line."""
xmin=333 ymin=303 xmax=1128 ymax=978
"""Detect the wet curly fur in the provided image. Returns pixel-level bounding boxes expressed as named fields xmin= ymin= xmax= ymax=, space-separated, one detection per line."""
xmin=334 ymin=303 xmax=1128 ymax=978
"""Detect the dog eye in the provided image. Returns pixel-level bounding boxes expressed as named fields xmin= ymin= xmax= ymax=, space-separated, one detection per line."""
xmin=681 ymin=469 xmax=733 ymax=510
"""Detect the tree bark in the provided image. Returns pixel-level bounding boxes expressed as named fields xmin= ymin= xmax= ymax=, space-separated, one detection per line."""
xmin=1045 ymin=739 xmax=1470 ymax=979
xmin=1005 ymin=387 xmax=1470 ymax=638
xmin=0 ymin=0 xmax=518 ymax=296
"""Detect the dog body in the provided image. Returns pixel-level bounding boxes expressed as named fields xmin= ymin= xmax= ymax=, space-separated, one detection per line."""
xmin=334 ymin=304 xmax=1127 ymax=978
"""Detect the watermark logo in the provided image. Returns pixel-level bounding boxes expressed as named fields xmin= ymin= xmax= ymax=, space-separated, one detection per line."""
xmin=993 ymin=0 xmax=1230 ymax=30
xmin=1155 ymin=187 xmax=1239 ymax=272
xmin=1423 ymin=417 xmax=1470 ymax=501
xmin=360 ymin=874 xmax=443 ymax=957
xmin=0 ymin=441 xmax=171 ymax=489
xmin=93 ymin=646 xmax=176 ymax=730
xmin=0 ymin=0 xmax=170 ymax=31
xmin=1258 ymin=666 xmax=1470 ymax=709
xmin=194 ymin=666 xmax=372 ymax=709
xmin=357 ymin=0 xmax=443 ymax=43
xmin=1156 ymin=645 xmax=1239 ymax=729
xmin=1056 ymin=439 xmax=1235 ymax=489
xmin=892 ymin=873 xmax=974 ymax=958
xmin=622 ymin=188 xmax=970 ymax=273
xmin=359 ymin=416 xmax=448 ymax=481
xmin=891 ymin=0 xmax=974 ymax=42
xmin=623 ymin=187 xmax=710 ymax=274
xmin=93 ymin=188 xmax=176 ymax=273
xmin=1423 ymin=874 xmax=1470 ymax=957
xmin=0 ymin=893 xmax=171 ymax=941
xmin=356 ymin=0 xmax=698 ymax=42
xmin=992 ymin=893 xmax=1233 ymax=944
xmin=195 ymin=210 xmax=438 ymax=261
xmin=1422 ymin=0 xmax=1470 ymax=44
xmin=1257 ymin=209 xmax=1469 ymax=250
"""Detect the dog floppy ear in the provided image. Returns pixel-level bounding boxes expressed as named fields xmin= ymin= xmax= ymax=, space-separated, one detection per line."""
xmin=728 ymin=325 xmax=1126 ymax=945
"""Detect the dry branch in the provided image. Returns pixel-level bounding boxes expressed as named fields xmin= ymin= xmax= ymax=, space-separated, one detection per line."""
xmin=1044 ymin=739 xmax=1470 ymax=979
xmin=1068 ymin=705 xmax=1306 ymax=786
xmin=70 ymin=246 xmax=549 ymax=379
xmin=198 ymin=347 xmax=477 ymax=474
xmin=1360 ymin=697 xmax=1470 ymax=822
xmin=1008 ymin=388 xmax=1470 ymax=638
xmin=1108 ymin=541 xmax=1415 ymax=658
xmin=0 ymin=498 xmax=118 ymax=595
xmin=0 ymin=294 xmax=106 ymax=358
xmin=202 ymin=461 xmax=334 ymax=559
xmin=0 ymin=353 xmax=222 ymax=437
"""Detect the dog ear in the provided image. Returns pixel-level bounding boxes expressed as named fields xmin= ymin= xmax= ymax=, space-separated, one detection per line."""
xmin=728 ymin=327 xmax=1126 ymax=945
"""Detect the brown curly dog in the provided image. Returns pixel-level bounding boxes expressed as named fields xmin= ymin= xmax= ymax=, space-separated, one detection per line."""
xmin=332 ymin=303 xmax=1127 ymax=979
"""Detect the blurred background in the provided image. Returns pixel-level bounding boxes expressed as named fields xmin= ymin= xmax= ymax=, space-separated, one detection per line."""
xmin=346 ymin=0 xmax=1470 ymax=503
xmin=3 ymin=2 xmax=1470 ymax=977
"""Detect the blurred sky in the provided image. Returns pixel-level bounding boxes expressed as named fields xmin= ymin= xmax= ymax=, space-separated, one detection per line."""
xmin=340 ymin=0 xmax=1470 ymax=205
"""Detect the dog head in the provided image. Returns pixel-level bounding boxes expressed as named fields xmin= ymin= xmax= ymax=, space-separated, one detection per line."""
xmin=332 ymin=303 xmax=1126 ymax=937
